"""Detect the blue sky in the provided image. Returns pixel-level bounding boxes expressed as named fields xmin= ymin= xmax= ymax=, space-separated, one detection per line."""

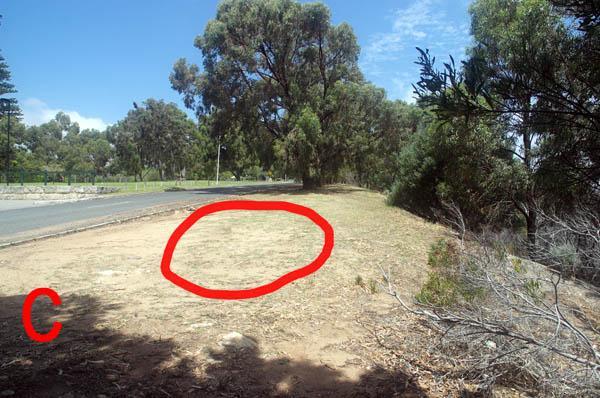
xmin=1 ymin=0 xmax=472 ymax=130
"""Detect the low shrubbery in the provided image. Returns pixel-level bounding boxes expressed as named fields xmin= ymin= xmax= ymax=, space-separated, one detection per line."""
xmin=535 ymin=209 xmax=600 ymax=286
xmin=416 ymin=239 xmax=484 ymax=306
xmin=383 ymin=233 xmax=600 ymax=395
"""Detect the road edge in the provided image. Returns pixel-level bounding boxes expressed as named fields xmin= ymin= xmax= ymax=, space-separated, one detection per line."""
xmin=0 ymin=184 xmax=300 ymax=250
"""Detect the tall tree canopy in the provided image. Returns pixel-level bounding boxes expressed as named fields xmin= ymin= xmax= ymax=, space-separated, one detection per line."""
xmin=171 ymin=0 xmax=362 ymax=188
xmin=413 ymin=0 xmax=599 ymax=245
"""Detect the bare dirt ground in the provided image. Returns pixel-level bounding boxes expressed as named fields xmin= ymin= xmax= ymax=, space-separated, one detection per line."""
xmin=0 ymin=185 xmax=481 ymax=397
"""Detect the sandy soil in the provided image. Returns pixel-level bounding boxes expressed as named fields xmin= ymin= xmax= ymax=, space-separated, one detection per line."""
xmin=0 ymin=185 xmax=450 ymax=397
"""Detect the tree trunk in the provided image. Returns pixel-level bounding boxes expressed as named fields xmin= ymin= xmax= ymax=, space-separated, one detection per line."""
xmin=513 ymin=197 xmax=537 ymax=253
xmin=302 ymin=174 xmax=321 ymax=190
xmin=521 ymin=101 xmax=537 ymax=252
xmin=525 ymin=192 xmax=538 ymax=251
xmin=526 ymin=211 xmax=537 ymax=247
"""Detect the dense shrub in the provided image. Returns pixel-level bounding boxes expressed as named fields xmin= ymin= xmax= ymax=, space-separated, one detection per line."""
xmin=388 ymin=120 xmax=519 ymax=232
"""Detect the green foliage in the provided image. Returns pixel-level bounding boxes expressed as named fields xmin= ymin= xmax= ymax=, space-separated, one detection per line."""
xmin=216 ymin=122 xmax=261 ymax=181
xmin=388 ymin=118 xmax=517 ymax=228
xmin=387 ymin=123 xmax=439 ymax=216
xmin=0 ymin=99 xmax=218 ymax=182
xmin=219 ymin=170 xmax=235 ymax=181
xmin=523 ymin=279 xmax=543 ymax=301
xmin=0 ymin=52 xmax=16 ymax=97
xmin=0 ymin=99 xmax=213 ymax=181
xmin=108 ymin=122 xmax=142 ymax=178
xmin=2 ymin=111 xmax=115 ymax=176
xmin=171 ymin=0 xmax=363 ymax=188
xmin=277 ymin=107 xmax=322 ymax=187
xmin=413 ymin=0 xmax=600 ymax=241
xmin=416 ymin=271 xmax=463 ymax=307
xmin=329 ymin=82 xmax=424 ymax=190
xmin=512 ymin=257 xmax=525 ymax=274
xmin=109 ymin=99 xmax=200 ymax=180
xmin=0 ymin=24 xmax=25 ymax=174
xmin=427 ymin=239 xmax=460 ymax=269
xmin=354 ymin=275 xmax=364 ymax=287
xmin=367 ymin=278 xmax=378 ymax=294
xmin=170 ymin=0 xmax=435 ymax=189
xmin=417 ymin=239 xmax=484 ymax=306
xmin=353 ymin=275 xmax=378 ymax=294
xmin=186 ymin=125 xmax=215 ymax=179
xmin=0 ymin=113 xmax=25 ymax=168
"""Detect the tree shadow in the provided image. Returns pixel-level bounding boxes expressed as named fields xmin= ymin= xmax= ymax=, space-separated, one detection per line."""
xmin=0 ymin=293 xmax=194 ymax=397
xmin=185 ymin=183 xmax=302 ymax=196
xmin=184 ymin=183 xmax=367 ymax=197
xmin=199 ymin=342 xmax=426 ymax=397
xmin=0 ymin=293 xmax=426 ymax=397
xmin=253 ymin=184 xmax=369 ymax=197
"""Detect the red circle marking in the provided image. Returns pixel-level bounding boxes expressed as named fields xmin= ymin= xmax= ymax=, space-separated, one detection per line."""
xmin=161 ymin=200 xmax=334 ymax=300
xmin=22 ymin=287 xmax=63 ymax=343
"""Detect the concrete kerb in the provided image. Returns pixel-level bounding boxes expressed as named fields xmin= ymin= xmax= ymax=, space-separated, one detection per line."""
xmin=0 ymin=185 xmax=119 ymax=200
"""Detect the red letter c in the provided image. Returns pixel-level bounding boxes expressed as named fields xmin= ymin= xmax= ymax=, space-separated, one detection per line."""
xmin=22 ymin=288 xmax=62 ymax=343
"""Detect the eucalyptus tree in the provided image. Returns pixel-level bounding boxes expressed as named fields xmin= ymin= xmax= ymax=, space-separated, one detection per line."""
xmin=170 ymin=0 xmax=362 ymax=188
xmin=111 ymin=99 xmax=198 ymax=180
xmin=107 ymin=121 xmax=143 ymax=180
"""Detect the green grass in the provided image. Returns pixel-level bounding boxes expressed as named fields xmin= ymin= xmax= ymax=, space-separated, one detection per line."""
xmin=11 ymin=179 xmax=284 ymax=195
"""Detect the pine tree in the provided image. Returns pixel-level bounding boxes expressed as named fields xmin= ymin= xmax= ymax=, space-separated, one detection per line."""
xmin=0 ymin=15 xmax=21 ymax=113
xmin=0 ymin=52 xmax=16 ymax=97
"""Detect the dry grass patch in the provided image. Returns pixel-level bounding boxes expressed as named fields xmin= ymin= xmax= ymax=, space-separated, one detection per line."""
xmin=0 ymin=184 xmax=450 ymax=397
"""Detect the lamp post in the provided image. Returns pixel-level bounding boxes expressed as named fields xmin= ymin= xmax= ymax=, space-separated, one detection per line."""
xmin=215 ymin=134 xmax=221 ymax=185
xmin=0 ymin=98 xmax=11 ymax=186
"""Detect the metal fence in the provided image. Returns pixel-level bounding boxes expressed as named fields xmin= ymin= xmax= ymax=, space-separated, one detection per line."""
xmin=0 ymin=169 xmax=273 ymax=192
xmin=0 ymin=169 xmax=99 ymax=186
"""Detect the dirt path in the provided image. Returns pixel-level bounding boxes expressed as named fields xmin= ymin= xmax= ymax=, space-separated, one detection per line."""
xmin=0 ymin=185 xmax=446 ymax=397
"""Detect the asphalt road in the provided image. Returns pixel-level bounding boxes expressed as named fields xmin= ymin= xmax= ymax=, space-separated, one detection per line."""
xmin=0 ymin=183 xmax=296 ymax=243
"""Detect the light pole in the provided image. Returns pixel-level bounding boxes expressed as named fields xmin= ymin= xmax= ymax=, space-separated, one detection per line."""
xmin=0 ymin=98 xmax=11 ymax=186
xmin=215 ymin=134 xmax=221 ymax=185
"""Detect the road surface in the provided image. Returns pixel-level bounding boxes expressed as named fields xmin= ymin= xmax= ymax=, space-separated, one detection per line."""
xmin=0 ymin=183 xmax=296 ymax=245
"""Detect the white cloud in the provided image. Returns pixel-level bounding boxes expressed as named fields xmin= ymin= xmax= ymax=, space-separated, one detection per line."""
xmin=391 ymin=78 xmax=417 ymax=104
xmin=402 ymin=87 xmax=417 ymax=104
xmin=361 ymin=0 xmax=471 ymax=75
xmin=391 ymin=0 xmax=435 ymax=38
xmin=21 ymin=98 xmax=108 ymax=131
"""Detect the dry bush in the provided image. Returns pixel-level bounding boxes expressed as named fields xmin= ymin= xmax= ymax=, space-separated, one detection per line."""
xmin=534 ymin=208 xmax=600 ymax=286
xmin=381 ymin=232 xmax=600 ymax=395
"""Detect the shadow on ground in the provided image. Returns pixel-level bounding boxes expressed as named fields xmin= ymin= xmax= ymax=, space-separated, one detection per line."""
xmin=185 ymin=183 xmax=303 ymax=196
xmin=0 ymin=294 xmax=425 ymax=397
xmin=184 ymin=183 xmax=366 ymax=197
xmin=248 ymin=184 xmax=367 ymax=197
